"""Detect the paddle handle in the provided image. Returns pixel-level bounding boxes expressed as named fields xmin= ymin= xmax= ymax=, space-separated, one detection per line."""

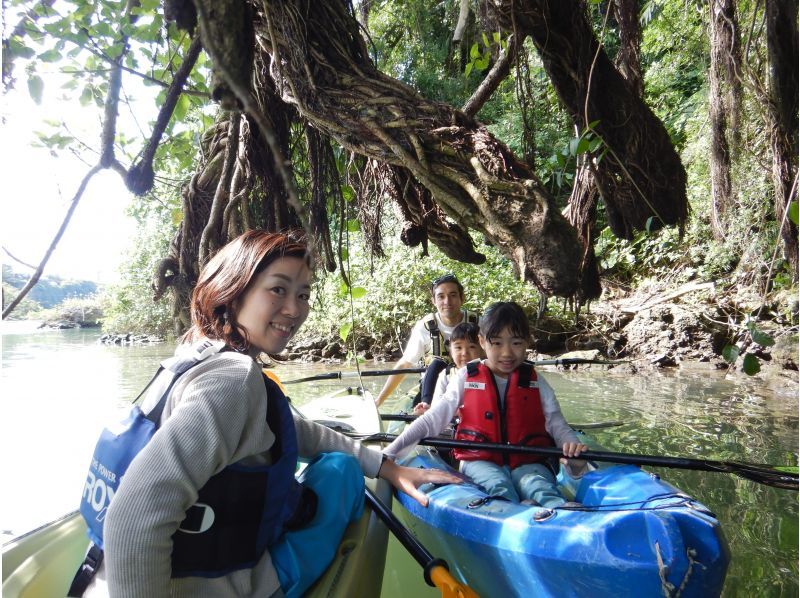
xmin=363 ymin=487 xmax=440 ymax=583
xmin=361 ymin=433 xmax=798 ymax=490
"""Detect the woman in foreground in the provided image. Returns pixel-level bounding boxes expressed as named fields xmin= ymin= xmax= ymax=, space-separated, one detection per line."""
xmin=79 ymin=230 xmax=460 ymax=598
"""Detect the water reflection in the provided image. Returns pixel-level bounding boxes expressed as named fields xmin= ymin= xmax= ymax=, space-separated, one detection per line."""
xmin=1 ymin=329 xmax=796 ymax=597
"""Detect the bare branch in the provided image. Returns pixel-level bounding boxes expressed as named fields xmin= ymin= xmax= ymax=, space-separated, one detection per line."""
xmin=3 ymin=165 xmax=102 ymax=319
xmin=462 ymin=34 xmax=522 ymax=118
xmin=2 ymin=247 xmax=37 ymax=270
xmin=126 ymin=35 xmax=204 ymax=195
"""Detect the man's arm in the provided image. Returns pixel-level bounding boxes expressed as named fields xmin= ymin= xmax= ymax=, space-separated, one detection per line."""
xmin=375 ymin=319 xmax=428 ymax=406
xmin=374 ymin=359 xmax=413 ymax=406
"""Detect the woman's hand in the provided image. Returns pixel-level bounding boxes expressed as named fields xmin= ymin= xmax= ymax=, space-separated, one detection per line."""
xmin=378 ymin=458 xmax=462 ymax=507
xmin=559 ymin=441 xmax=589 ymax=476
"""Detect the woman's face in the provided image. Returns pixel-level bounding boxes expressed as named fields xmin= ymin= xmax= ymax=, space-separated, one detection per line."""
xmin=235 ymin=256 xmax=311 ymax=356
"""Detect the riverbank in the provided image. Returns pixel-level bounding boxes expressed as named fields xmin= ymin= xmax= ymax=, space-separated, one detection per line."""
xmin=285 ymin=280 xmax=798 ymax=391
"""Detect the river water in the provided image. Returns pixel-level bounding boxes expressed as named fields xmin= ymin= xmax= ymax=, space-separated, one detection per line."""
xmin=1 ymin=324 xmax=797 ymax=596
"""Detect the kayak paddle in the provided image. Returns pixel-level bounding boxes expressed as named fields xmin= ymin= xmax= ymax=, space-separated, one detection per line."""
xmin=379 ymin=413 xmax=624 ymax=430
xmin=283 ymin=367 xmax=426 ymax=385
xmin=282 ymin=358 xmax=625 ymax=385
xmin=358 ymin=433 xmax=798 ymax=490
xmin=364 ymin=487 xmax=478 ymax=598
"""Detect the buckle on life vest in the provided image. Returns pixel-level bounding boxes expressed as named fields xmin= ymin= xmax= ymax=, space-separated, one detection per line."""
xmin=67 ymin=544 xmax=104 ymax=597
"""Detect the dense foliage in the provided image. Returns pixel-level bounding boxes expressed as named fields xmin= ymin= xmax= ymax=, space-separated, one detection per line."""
xmin=302 ymin=225 xmax=546 ymax=351
xmin=3 ymin=0 xmax=797 ymax=348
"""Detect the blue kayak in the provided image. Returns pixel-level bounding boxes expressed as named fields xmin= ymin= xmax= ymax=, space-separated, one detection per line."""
xmin=395 ymin=447 xmax=730 ymax=597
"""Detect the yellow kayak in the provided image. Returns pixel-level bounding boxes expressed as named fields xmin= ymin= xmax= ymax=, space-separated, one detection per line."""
xmin=3 ymin=388 xmax=390 ymax=598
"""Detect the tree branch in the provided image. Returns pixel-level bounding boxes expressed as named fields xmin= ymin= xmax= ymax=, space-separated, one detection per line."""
xmin=126 ymin=35 xmax=204 ymax=195
xmin=462 ymin=34 xmax=521 ymax=118
xmin=2 ymin=165 xmax=102 ymax=319
xmin=2 ymin=246 xmax=37 ymax=270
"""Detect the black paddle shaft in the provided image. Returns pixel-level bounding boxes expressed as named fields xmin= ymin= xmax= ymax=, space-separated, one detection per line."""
xmin=363 ymin=487 xmax=448 ymax=587
xmin=283 ymin=359 xmax=624 ymax=385
xmin=364 ymin=434 xmax=798 ymax=490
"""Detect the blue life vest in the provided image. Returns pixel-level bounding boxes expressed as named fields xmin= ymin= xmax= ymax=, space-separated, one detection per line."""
xmin=77 ymin=340 xmax=308 ymax=580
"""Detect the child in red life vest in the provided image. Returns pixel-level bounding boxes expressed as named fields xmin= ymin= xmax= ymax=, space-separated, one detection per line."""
xmin=413 ymin=321 xmax=483 ymax=415
xmin=384 ymin=302 xmax=587 ymax=507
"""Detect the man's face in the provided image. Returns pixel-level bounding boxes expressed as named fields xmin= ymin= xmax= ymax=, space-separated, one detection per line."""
xmin=432 ymin=282 xmax=463 ymax=323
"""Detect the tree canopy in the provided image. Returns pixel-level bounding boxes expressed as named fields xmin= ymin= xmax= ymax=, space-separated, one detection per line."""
xmin=2 ymin=0 xmax=797 ymax=328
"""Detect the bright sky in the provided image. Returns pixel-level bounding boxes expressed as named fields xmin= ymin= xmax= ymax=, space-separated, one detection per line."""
xmin=1 ymin=66 xmax=147 ymax=285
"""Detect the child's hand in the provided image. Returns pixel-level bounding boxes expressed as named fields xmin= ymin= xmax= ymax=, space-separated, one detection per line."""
xmin=561 ymin=442 xmax=587 ymax=458
xmin=412 ymin=402 xmax=430 ymax=416
xmin=560 ymin=442 xmax=589 ymax=477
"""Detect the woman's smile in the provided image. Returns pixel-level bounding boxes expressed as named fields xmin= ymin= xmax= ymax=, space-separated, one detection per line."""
xmin=236 ymin=256 xmax=312 ymax=355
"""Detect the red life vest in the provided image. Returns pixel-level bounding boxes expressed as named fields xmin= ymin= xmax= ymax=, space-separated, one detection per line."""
xmin=453 ymin=361 xmax=554 ymax=468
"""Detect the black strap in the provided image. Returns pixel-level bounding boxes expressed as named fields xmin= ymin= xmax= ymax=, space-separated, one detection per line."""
xmin=517 ymin=362 xmax=532 ymax=388
xmin=424 ymin=315 xmax=441 ymax=356
xmin=67 ymin=543 xmax=104 ymax=597
xmin=465 ymin=359 xmax=480 ymax=377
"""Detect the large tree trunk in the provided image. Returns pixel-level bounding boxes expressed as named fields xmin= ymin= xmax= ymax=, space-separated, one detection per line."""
xmin=250 ymin=0 xmax=582 ymax=297
xmin=708 ymin=0 xmax=741 ymax=240
xmin=765 ymin=0 xmax=799 ymax=279
xmin=613 ymin=0 xmax=643 ymax=97
xmin=491 ymin=0 xmax=689 ymax=240
xmin=566 ymin=0 xmax=645 ymax=303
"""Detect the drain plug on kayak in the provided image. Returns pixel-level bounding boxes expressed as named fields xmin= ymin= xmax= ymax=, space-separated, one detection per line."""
xmin=532 ymin=508 xmax=555 ymax=523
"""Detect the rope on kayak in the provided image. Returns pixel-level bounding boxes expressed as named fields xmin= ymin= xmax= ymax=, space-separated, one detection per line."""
xmin=548 ymin=493 xmax=702 ymax=514
xmin=656 ymin=543 xmax=703 ymax=598
xmin=675 ymin=548 xmax=704 ymax=597
xmin=655 ymin=541 xmax=677 ymax=597
xmin=656 ymin=540 xmax=706 ymax=598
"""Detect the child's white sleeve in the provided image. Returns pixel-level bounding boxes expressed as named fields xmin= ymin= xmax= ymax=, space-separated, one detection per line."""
xmin=431 ymin=369 xmax=449 ymax=404
xmin=539 ymin=374 xmax=580 ymax=446
xmin=383 ymin=369 xmax=464 ymax=460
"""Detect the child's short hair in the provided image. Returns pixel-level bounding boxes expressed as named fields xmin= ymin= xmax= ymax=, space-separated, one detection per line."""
xmin=479 ymin=302 xmax=530 ymax=341
xmin=450 ymin=322 xmax=479 ymax=345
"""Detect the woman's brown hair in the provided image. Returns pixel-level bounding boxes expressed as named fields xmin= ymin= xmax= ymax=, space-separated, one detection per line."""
xmin=183 ymin=230 xmax=310 ymax=351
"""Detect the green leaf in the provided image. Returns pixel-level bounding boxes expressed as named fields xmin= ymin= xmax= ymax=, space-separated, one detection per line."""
xmin=749 ymin=326 xmax=775 ymax=347
xmin=575 ymin=137 xmax=591 ymax=155
xmin=350 ymin=286 xmax=367 ymax=299
xmin=788 ymin=201 xmax=799 ymax=226
xmin=173 ymin=94 xmax=191 ymax=121
xmin=464 ymin=62 xmax=473 ymax=77
xmin=469 ymin=43 xmax=480 ymax=60
xmin=38 ymin=48 xmax=62 ymax=62
xmin=7 ymin=37 xmax=36 ymax=59
xmin=139 ymin=0 xmax=161 ymax=10
xmin=493 ymin=31 xmax=501 ymax=43
xmin=721 ymin=344 xmax=739 ymax=363
xmin=340 ymin=247 xmax=348 ymax=261
xmin=645 ymin=216 xmax=655 ymax=233
xmin=474 ymin=56 xmax=490 ymax=71
xmin=742 ymin=354 xmax=761 ymax=375
xmin=774 ymin=465 xmax=799 ymax=474
xmin=482 ymin=32 xmax=490 ymax=48
xmin=79 ymin=85 xmax=93 ymax=106
xmin=341 ymin=185 xmax=354 ymax=202
xmin=27 ymin=74 xmax=44 ymax=104
xmin=346 ymin=219 xmax=360 ymax=232
xmin=339 ymin=322 xmax=352 ymax=343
